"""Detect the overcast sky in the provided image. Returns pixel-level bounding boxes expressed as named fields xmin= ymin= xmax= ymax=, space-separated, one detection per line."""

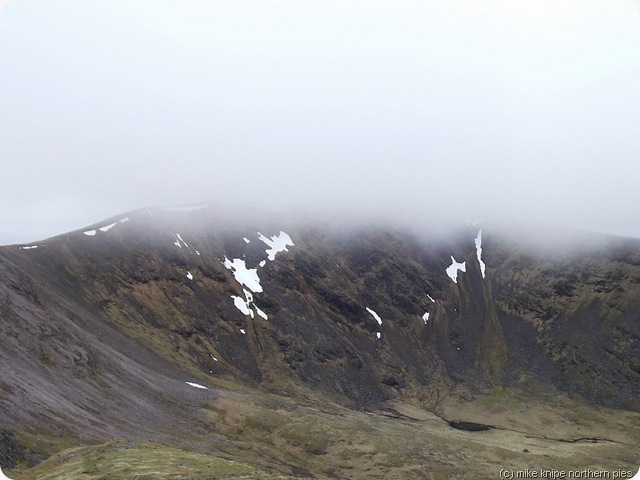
xmin=1 ymin=0 xmax=640 ymax=245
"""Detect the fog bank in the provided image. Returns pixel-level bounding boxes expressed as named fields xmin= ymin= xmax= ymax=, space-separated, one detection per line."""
xmin=1 ymin=1 xmax=639 ymax=244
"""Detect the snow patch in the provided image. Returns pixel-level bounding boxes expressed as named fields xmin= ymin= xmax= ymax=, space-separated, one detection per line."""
xmin=211 ymin=354 xmax=218 ymax=362
xmin=173 ymin=233 xmax=195 ymax=254
xmin=99 ymin=222 xmax=117 ymax=232
xmin=376 ymin=332 xmax=381 ymax=339
xmin=240 ymin=329 xmax=246 ymax=335
xmin=255 ymin=306 xmax=268 ymax=320
xmin=427 ymin=294 xmax=435 ymax=303
xmin=83 ymin=230 xmax=97 ymax=236
xmin=422 ymin=312 xmax=430 ymax=324
xmin=20 ymin=245 xmax=39 ymax=250
xmin=475 ymin=229 xmax=486 ymax=279
xmin=230 ymin=289 xmax=268 ymax=320
xmin=446 ymin=256 xmax=466 ymax=283
xmin=366 ymin=307 xmax=382 ymax=326
xmin=223 ymin=260 xmax=269 ymax=318
xmin=186 ymin=271 xmax=193 ymax=280
xmin=231 ymin=294 xmax=254 ymax=317
xmin=173 ymin=233 xmax=197 ymax=254
xmin=185 ymin=382 xmax=208 ymax=389
xmin=223 ymin=230 xmax=291 ymax=319
xmin=258 ymin=231 xmax=294 ymax=260
xmin=222 ymin=257 xmax=263 ymax=293
xmin=99 ymin=217 xmax=128 ymax=233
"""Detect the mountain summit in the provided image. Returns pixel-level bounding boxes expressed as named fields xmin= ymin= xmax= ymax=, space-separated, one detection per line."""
xmin=1 ymin=205 xmax=639 ymax=479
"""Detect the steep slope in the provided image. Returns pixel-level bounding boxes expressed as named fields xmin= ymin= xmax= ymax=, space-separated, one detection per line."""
xmin=485 ymin=228 xmax=640 ymax=409
xmin=1 ymin=206 xmax=639 ymax=477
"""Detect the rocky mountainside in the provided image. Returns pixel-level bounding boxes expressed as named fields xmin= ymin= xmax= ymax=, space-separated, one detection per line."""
xmin=1 ymin=206 xmax=639 ymax=479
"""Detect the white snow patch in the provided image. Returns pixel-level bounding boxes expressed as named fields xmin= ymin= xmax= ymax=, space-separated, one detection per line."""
xmin=98 ymin=217 xmax=128 ymax=233
xmin=366 ymin=307 xmax=382 ymax=326
xmin=243 ymin=237 xmax=251 ymax=244
xmin=231 ymin=295 xmax=254 ymax=317
xmin=185 ymin=382 xmax=208 ymax=389
xmin=99 ymin=222 xmax=118 ymax=232
xmin=446 ymin=256 xmax=466 ymax=283
xmin=222 ymin=257 xmax=263 ymax=293
xmin=231 ymin=289 xmax=260 ymax=318
xmin=20 ymin=245 xmax=39 ymax=250
xmin=83 ymin=230 xmax=97 ymax=236
xmin=173 ymin=233 xmax=197 ymax=254
xmin=211 ymin=354 xmax=218 ymax=362
xmin=376 ymin=332 xmax=381 ymax=339
xmin=186 ymin=271 xmax=193 ymax=280
xmin=422 ymin=312 xmax=430 ymax=324
xmin=259 ymin=260 xmax=266 ymax=267
xmin=240 ymin=329 xmax=246 ymax=335
xmin=427 ymin=294 xmax=435 ymax=303
xmin=258 ymin=231 xmax=294 ymax=260
xmin=475 ymin=229 xmax=486 ymax=279
xmin=176 ymin=233 xmax=190 ymax=249
xmin=195 ymin=250 xmax=201 ymax=256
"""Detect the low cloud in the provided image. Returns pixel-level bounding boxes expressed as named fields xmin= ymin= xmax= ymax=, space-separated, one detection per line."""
xmin=1 ymin=1 xmax=639 ymax=244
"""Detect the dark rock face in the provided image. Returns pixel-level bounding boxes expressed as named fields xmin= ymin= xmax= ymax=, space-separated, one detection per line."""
xmin=0 ymin=429 xmax=43 ymax=469
xmin=1 ymin=208 xmax=639 ymax=458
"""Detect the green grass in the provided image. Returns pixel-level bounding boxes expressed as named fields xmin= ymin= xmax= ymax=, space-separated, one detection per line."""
xmin=279 ymin=418 xmax=331 ymax=455
xmin=478 ymin=386 xmax=521 ymax=410
xmin=10 ymin=440 xmax=296 ymax=480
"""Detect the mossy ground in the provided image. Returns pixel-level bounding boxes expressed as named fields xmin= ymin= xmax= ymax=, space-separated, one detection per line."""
xmin=8 ymin=440 xmax=297 ymax=480
xmin=6 ymin=386 xmax=640 ymax=480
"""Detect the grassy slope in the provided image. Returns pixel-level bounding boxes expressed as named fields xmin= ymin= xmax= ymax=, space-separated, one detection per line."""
xmin=8 ymin=440 xmax=297 ymax=479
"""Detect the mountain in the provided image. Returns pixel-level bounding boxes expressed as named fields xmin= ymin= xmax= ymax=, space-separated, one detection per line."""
xmin=1 ymin=205 xmax=639 ymax=479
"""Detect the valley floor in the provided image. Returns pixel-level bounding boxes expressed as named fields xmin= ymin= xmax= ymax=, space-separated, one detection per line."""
xmin=7 ymin=386 xmax=640 ymax=480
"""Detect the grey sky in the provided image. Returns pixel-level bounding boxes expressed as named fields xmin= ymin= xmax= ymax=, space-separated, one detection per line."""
xmin=1 ymin=1 xmax=640 ymax=245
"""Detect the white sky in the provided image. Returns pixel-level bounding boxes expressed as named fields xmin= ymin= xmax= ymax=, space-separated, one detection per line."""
xmin=1 ymin=1 xmax=640 ymax=244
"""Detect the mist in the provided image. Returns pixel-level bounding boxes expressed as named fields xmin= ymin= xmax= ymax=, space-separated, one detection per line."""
xmin=1 ymin=1 xmax=640 ymax=245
